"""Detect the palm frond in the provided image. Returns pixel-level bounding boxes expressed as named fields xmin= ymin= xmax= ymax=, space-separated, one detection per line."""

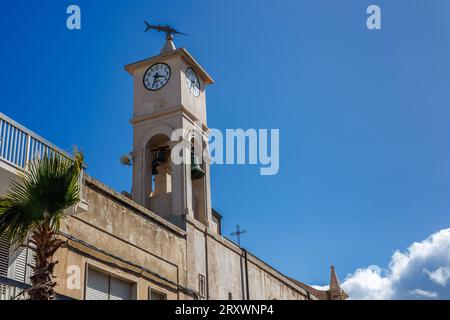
xmin=0 ymin=149 xmax=84 ymax=247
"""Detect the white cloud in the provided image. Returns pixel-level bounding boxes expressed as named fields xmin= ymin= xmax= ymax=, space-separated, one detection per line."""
xmin=311 ymin=284 xmax=329 ymax=291
xmin=340 ymin=228 xmax=450 ymax=300
xmin=425 ymin=267 xmax=450 ymax=287
xmin=409 ymin=289 xmax=438 ymax=299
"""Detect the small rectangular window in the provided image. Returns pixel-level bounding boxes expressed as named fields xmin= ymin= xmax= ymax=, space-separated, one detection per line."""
xmin=228 ymin=292 xmax=233 ymax=300
xmin=86 ymin=267 xmax=133 ymax=300
xmin=149 ymin=288 xmax=167 ymax=300
xmin=198 ymin=274 xmax=206 ymax=299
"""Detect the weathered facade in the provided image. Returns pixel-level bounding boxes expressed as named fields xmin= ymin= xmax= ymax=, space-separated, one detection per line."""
xmin=0 ymin=37 xmax=347 ymax=300
xmin=51 ymin=176 xmax=319 ymax=300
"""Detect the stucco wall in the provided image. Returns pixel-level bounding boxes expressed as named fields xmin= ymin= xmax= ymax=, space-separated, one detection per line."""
xmin=186 ymin=217 xmax=313 ymax=300
xmin=49 ymin=176 xmax=317 ymax=300
xmin=53 ymin=176 xmax=189 ymax=300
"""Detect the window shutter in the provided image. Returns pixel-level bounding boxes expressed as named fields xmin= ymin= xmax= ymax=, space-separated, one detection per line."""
xmin=110 ymin=277 xmax=132 ymax=300
xmin=25 ymin=244 xmax=35 ymax=284
xmin=86 ymin=267 xmax=132 ymax=300
xmin=12 ymin=247 xmax=27 ymax=283
xmin=0 ymin=236 xmax=10 ymax=277
xmin=150 ymin=289 xmax=167 ymax=300
xmin=86 ymin=268 xmax=109 ymax=300
xmin=10 ymin=242 xmax=35 ymax=284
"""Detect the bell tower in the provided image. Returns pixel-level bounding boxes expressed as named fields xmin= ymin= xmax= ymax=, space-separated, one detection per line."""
xmin=125 ymin=34 xmax=214 ymax=229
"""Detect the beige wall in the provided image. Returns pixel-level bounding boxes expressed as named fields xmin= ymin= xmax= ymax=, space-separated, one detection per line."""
xmin=185 ymin=216 xmax=313 ymax=301
xmin=49 ymin=176 xmax=317 ymax=300
xmin=53 ymin=176 xmax=189 ymax=300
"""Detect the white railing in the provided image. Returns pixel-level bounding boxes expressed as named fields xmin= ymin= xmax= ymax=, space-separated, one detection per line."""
xmin=0 ymin=112 xmax=85 ymax=202
xmin=0 ymin=276 xmax=29 ymax=300
xmin=0 ymin=112 xmax=71 ymax=171
xmin=0 ymin=276 xmax=74 ymax=300
xmin=0 ymin=284 xmax=28 ymax=300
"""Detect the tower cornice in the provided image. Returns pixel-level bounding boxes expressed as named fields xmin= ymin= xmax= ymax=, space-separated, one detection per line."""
xmin=124 ymin=47 xmax=214 ymax=85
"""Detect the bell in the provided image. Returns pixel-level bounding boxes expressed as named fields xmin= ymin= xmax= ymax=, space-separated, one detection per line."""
xmin=151 ymin=147 xmax=169 ymax=176
xmin=154 ymin=148 xmax=168 ymax=164
xmin=191 ymin=153 xmax=205 ymax=180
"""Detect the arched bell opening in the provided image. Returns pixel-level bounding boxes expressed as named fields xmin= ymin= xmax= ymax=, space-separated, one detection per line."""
xmin=191 ymin=136 xmax=208 ymax=225
xmin=144 ymin=134 xmax=172 ymax=219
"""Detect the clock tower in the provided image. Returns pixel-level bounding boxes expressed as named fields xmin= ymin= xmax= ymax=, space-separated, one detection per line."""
xmin=124 ymin=36 xmax=214 ymax=230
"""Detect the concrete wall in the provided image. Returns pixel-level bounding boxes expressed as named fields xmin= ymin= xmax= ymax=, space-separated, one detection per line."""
xmin=53 ymin=176 xmax=190 ymax=300
xmin=22 ymin=175 xmax=318 ymax=300
xmin=185 ymin=217 xmax=313 ymax=301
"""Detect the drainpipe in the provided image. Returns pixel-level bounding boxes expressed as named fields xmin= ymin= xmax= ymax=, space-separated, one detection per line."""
xmin=243 ymin=249 xmax=250 ymax=300
xmin=240 ymin=253 xmax=245 ymax=299
xmin=204 ymin=227 xmax=209 ymax=300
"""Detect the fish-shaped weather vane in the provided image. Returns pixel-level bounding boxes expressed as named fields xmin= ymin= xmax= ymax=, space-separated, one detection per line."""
xmin=144 ymin=21 xmax=189 ymax=40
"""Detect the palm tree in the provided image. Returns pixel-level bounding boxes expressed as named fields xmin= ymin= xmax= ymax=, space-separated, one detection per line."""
xmin=0 ymin=150 xmax=83 ymax=300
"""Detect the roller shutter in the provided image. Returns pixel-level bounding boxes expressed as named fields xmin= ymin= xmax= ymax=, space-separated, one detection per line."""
xmin=10 ymin=243 xmax=35 ymax=284
xmin=110 ymin=277 xmax=132 ymax=300
xmin=86 ymin=268 xmax=109 ymax=300
xmin=0 ymin=236 xmax=9 ymax=277
xmin=86 ymin=267 xmax=132 ymax=300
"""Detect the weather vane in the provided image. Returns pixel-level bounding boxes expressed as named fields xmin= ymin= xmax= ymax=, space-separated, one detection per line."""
xmin=144 ymin=20 xmax=189 ymax=40
xmin=231 ymin=224 xmax=246 ymax=247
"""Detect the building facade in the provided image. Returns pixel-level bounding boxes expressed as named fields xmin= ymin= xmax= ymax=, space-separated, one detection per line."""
xmin=0 ymin=38 xmax=347 ymax=300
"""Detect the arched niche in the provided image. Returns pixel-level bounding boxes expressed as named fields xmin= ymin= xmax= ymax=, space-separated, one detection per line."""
xmin=190 ymin=131 xmax=209 ymax=225
xmin=144 ymin=133 xmax=172 ymax=219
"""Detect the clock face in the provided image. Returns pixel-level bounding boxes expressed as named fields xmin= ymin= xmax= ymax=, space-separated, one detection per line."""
xmin=143 ymin=63 xmax=171 ymax=91
xmin=186 ymin=67 xmax=200 ymax=97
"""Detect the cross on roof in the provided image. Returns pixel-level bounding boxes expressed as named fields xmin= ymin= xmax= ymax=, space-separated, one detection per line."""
xmin=231 ymin=224 xmax=246 ymax=247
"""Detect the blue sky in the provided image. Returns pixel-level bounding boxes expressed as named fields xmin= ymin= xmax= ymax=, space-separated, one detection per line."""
xmin=1 ymin=0 xmax=450 ymax=289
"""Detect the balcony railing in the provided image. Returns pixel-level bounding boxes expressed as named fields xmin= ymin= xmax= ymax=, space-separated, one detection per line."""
xmin=0 ymin=275 xmax=29 ymax=300
xmin=0 ymin=112 xmax=86 ymax=203
xmin=0 ymin=275 xmax=74 ymax=300
xmin=0 ymin=112 xmax=71 ymax=171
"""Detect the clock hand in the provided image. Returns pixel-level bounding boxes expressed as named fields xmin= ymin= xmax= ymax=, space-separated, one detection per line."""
xmin=152 ymin=73 xmax=165 ymax=86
